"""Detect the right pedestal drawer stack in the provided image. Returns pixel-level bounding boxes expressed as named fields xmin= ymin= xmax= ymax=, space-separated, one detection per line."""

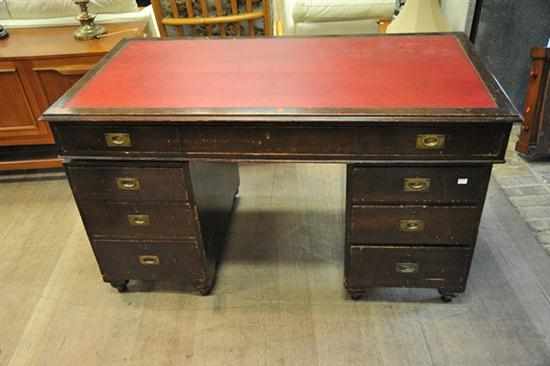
xmin=345 ymin=165 xmax=492 ymax=301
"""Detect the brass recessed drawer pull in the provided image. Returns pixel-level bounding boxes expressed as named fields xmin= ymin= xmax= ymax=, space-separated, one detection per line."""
xmin=105 ymin=133 xmax=132 ymax=147
xmin=395 ymin=262 xmax=419 ymax=274
xmin=116 ymin=177 xmax=141 ymax=191
xmin=139 ymin=255 xmax=160 ymax=265
xmin=128 ymin=214 xmax=150 ymax=226
xmin=400 ymin=219 xmax=425 ymax=233
xmin=404 ymin=177 xmax=431 ymax=192
xmin=416 ymin=134 xmax=446 ymax=150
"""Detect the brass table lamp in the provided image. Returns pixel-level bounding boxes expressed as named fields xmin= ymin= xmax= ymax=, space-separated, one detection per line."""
xmin=74 ymin=0 xmax=106 ymax=40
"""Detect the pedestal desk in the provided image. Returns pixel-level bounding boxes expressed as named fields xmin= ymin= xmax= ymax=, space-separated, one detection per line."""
xmin=43 ymin=34 xmax=520 ymax=301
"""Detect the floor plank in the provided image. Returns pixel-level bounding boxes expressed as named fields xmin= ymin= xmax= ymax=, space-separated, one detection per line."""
xmin=2 ymin=164 xmax=550 ymax=366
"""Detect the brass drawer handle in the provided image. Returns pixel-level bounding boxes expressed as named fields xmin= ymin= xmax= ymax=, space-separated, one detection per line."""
xmin=116 ymin=177 xmax=141 ymax=191
xmin=128 ymin=214 xmax=150 ymax=226
xmin=105 ymin=133 xmax=132 ymax=147
xmin=396 ymin=262 xmax=419 ymax=274
xmin=139 ymin=255 xmax=160 ymax=265
xmin=400 ymin=219 xmax=425 ymax=233
xmin=404 ymin=178 xmax=431 ymax=192
xmin=416 ymin=134 xmax=446 ymax=150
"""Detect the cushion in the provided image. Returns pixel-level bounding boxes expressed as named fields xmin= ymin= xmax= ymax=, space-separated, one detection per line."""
xmin=6 ymin=0 xmax=138 ymax=19
xmin=293 ymin=0 xmax=395 ymax=23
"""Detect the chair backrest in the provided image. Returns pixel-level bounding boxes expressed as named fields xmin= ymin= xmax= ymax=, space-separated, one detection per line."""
xmin=152 ymin=0 xmax=271 ymax=37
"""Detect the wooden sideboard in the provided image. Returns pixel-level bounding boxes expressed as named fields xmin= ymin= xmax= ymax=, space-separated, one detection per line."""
xmin=0 ymin=21 xmax=147 ymax=170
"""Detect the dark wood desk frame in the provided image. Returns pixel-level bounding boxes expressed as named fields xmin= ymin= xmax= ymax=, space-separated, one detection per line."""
xmin=43 ymin=34 xmax=520 ymax=302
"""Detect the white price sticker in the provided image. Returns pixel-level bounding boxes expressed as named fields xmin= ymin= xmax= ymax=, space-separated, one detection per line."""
xmin=457 ymin=178 xmax=469 ymax=185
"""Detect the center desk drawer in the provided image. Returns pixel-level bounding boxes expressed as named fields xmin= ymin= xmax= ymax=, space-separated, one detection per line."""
xmin=347 ymin=245 xmax=472 ymax=289
xmin=350 ymin=166 xmax=491 ymax=204
xmin=350 ymin=206 xmax=482 ymax=245
xmin=79 ymin=201 xmax=198 ymax=240
xmin=66 ymin=164 xmax=189 ymax=201
xmin=176 ymin=124 xmax=509 ymax=161
xmin=53 ymin=125 xmax=180 ymax=156
xmin=92 ymin=240 xmax=205 ymax=282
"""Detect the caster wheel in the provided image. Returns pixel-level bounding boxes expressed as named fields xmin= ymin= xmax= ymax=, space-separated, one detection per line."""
xmin=349 ymin=292 xmax=363 ymax=301
xmin=438 ymin=289 xmax=456 ymax=303
xmin=197 ymin=286 xmax=214 ymax=296
xmin=440 ymin=295 xmax=454 ymax=303
xmin=111 ymin=281 xmax=129 ymax=293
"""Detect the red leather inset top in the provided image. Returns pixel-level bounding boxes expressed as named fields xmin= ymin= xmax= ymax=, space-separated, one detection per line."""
xmin=66 ymin=35 xmax=497 ymax=110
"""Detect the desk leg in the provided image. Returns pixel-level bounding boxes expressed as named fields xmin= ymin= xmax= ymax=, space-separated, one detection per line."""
xmin=187 ymin=162 xmax=240 ymax=295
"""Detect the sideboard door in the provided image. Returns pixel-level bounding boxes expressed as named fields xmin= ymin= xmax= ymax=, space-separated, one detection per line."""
xmin=31 ymin=56 xmax=98 ymax=106
xmin=0 ymin=61 xmax=52 ymax=146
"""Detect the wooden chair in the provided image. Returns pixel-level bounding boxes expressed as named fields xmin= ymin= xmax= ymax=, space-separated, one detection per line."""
xmin=152 ymin=0 xmax=271 ymax=37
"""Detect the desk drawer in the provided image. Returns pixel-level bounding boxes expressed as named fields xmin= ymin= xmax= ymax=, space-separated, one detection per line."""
xmin=66 ymin=164 xmax=190 ymax=201
xmin=349 ymin=166 xmax=491 ymax=204
xmin=349 ymin=206 xmax=481 ymax=245
xmin=54 ymin=125 xmax=180 ymax=155
xmin=92 ymin=240 xmax=206 ymax=282
xmin=79 ymin=201 xmax=198 ymax=240
xmin=177 ymin=124 xmax=509 ymax=161
xmin=347 ymin=245 xmax=472 ymax=289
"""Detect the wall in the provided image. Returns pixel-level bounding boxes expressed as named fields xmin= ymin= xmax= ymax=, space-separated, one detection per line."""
xmin=441 ymin=0 xmax=476 ymax=34
xmin=475 ymin=0 xmax=550 ymax=111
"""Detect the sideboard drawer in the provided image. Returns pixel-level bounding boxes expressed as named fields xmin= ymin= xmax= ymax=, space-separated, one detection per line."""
xmin=349 ymin=205 xmax=482 ymax=245
xmin=93 ymin=240 xmax=205 ymax=282
xmin=66 ymin=164 xmax=190 ymax=201
xmin=54 ymin=125 xmax=181 ymax=155
xmin=350 ymin=166 xmax=491 ymax=204
xmin=79 ymin=201 xmax=198 ymax=240
xmin=347 ymin=245 xmax=472 ymax=289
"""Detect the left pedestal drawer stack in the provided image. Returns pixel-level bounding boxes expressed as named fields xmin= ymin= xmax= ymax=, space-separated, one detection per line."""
xmin=65 ymin=161 xmax=239 ymax=294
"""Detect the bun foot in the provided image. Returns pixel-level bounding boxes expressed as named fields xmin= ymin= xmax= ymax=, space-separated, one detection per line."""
xmin=110 ymin=280 xmax=129 ymax=293
xmin=197 ymin=287 xmax=213 ymax=296
xmin=349 ymin=291 xmax=364 ymax=301
xmin=438 ymin=289 xmax=457 ymax=303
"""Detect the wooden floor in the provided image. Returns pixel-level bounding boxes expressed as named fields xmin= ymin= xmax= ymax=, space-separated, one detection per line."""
xmin=2 ymin=164 xmax=550 ymax=366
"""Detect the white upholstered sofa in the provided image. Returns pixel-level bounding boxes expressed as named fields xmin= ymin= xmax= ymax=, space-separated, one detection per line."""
xmin=0 ymin=0 xmax=159 ymax=36
xmin=275 ymin=0 xmax=477 ymax=36
xmin=274 ymin=0 xmax=398 ymax=36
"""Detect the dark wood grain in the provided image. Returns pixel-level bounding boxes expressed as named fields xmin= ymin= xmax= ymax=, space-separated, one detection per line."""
xmin=66 ymin=163 xmax=190 ymax=201
xmin=350 ymin=165 xmax=492 ymax=205
xmin=78 ymin=201 xmax=198 ymax=240
xmin=54 ymin=125 xmax=181 ymax=155
xmin=346 ymin=245 xmax=472 ymax=291
xmin=48 ymin=34 xmax=519 ymax=298
xmin=64 ymin=159 xmax=238 ymax=294
xmin=349 ymin=206 xmax=483 ymax=245
xmin=188 ymin=161 xmax=239 ymax=258
xmin=53 ymin=123 xmax=511 ymax=163
xmin=92 ymin=239 xmax=207 ymax=283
